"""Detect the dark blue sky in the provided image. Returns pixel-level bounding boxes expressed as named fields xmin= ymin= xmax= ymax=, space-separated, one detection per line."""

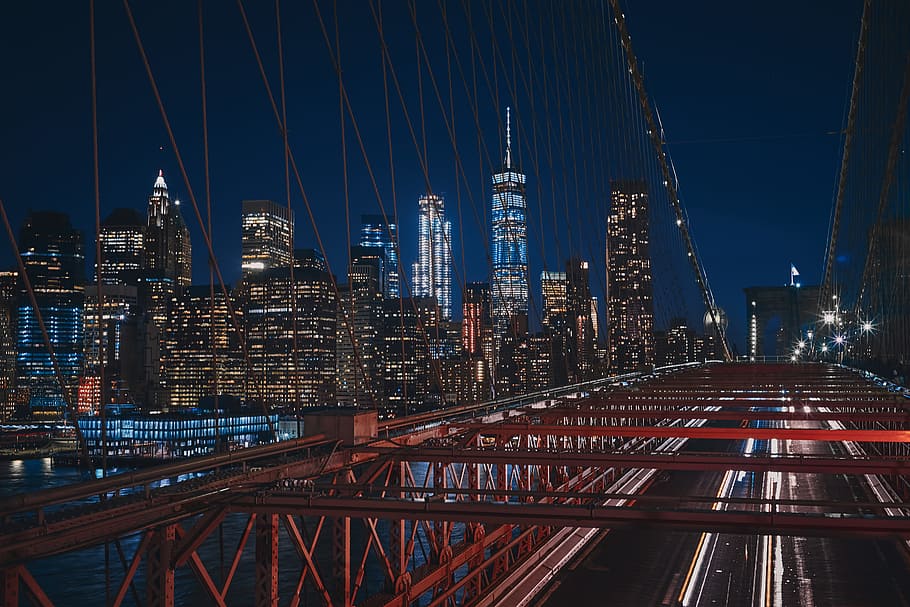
xmin=0 ymin=1 xmax=862 ymax=352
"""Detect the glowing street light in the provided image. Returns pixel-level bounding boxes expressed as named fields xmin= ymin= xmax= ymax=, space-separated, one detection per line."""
xmin=834 ymin=335 xmax=845 ymax=346
xmin=861 ymin=321 xmax=873 ymax=333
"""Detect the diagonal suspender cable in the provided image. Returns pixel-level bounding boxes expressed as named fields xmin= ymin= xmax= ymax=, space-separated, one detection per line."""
xmin=275 ymin=0 xmax=306 ymax=425
xmin=607 ymin=0 xmax=731 ymax=361
xmin=90 ymin=0 xmax=107 ymax=474
xmin=821 ymin=0 xmax=870 ymax=308
xmin=198 ymin=0 xmax=221 ymax=452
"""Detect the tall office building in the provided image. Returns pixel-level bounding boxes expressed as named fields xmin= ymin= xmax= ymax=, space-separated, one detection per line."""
xmin=83 ymin=284 xmax=138 ymax=370
xmin=491 ymin=107 xmax=529 ymax=351
xmin=360 ymin=214 xmax=400 ymax=299
xmin=245 ymin=250 xmax=336 ymax=409
xmin=606 ymin=180 xmax=654 ymax=372
xmin=380 ymin=298 xmax=430 ymax=415
xmin=566 ymin=258 xmax=595 ymax=381
xmin=98 ymin=208 xmax=145 ymax=286
xmin=164 ymin=286 xmax=245 ymax=410
xmin=540 ymin=271 xmax=567 ymax=334
xmin=0 ymin=271 xmax=17 ymax=421
xmin=462 ymin=282 xmax=492 ymax=357
xmin=16 ymin=211 xmax=85 ymax=416
xmin=412 ymin=194 xmax=453 ymax=320
xmin=241 ymin=200 xmax=293 ymax=279
xmin=336 ymin=247 xmax=384 ymax=406
xmin=143 ymin=170 xmax=192 ymax=329
xmin=461 ymin=283 xmax=493 ymax=402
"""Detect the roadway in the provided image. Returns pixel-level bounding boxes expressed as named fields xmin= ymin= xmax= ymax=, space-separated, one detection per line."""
xmin=536 ymin=422 xmax=910 ymax=607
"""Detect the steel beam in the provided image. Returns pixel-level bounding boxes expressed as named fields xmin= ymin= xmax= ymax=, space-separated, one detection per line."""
xmin=230 ymin=496 xmax=910 ymax=539
xmin=461 ymin=424 xmax=910 ymax=442
xmin=360 ymin=446 xmax=910 ymax=475
xmin=539 ymin=408 xmax=910 ymax=422
xmin=147 ymin=525 xmax=176 ymax=607
xmin=255 ymin=514 xmax=278 ymax=607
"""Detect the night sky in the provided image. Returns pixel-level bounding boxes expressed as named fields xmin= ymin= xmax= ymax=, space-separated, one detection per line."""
xmin=0 ymin=1 xmax=862 ymax=352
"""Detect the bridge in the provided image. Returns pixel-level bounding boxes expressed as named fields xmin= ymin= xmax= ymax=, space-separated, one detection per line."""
xmin=1 ymin=0 xmax=909 ymax=606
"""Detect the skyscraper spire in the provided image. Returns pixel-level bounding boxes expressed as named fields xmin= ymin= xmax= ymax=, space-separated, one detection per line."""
xmin=504 ymin=106 xmax=512 ymax=169
xmin=153 ymin=169 xmax=168 ymax=196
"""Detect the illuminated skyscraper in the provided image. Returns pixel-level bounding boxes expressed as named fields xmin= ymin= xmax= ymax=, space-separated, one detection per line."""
xmin=462 ymin=282 xmax=491 ymax=357
xmin=461 ymin=282 xmax=493 ymax=402
xmin=245 ymin=250 xmax=336 ymax=409
xmin=566 ymin=257 xmax=594 ymax=381
xmin=98 ymin=208 xmax=144 ymax=287
xmin=143 ymin=170 xmax=191 ymax=330
xmin=0 ymin=271 xmax=17 ymax=421
xmin=360 ymin=214 xmax=400 ymax=299
xmin=607 ymin=180 xmax=654 ymax=372
xmin=540 ymin=271 xmax=567 ymax=334
xmin=16 ymin=211 xmax=85 ymax=416
xmin=380 ymin=298 xmax=430 ymax=415
xmin=491 ymin=107 xmax=528 ymax=350
xmin=164 ymin=286 xmax=245 ymax=410
xmin=412 ymin=193 xmax=453 ymax=320
xmin=336 ymin=247 xmax=384 ymax=406
xmin=83 ymin=284 xmax=138 ymax=370
xmin=241 ymin=200 xmax=293 ymax=279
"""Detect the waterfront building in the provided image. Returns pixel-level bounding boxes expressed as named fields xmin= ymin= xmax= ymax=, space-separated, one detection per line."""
xmin=77 ymin=411 xmax=277 ymax=459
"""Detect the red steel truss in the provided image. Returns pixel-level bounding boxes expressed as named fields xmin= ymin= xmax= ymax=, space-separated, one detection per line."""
xmin=2 ymin=363 xmax=910 ymax=607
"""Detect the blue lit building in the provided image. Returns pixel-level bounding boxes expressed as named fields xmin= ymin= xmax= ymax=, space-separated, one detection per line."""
xmin=77 ymin=411 xmax=278 ymax=458
xmin=491 ymin=107 xmax=529 ymax=350
xmin=412 ymin=193 xmax=453 ymax=320
xmin=16 ymin=211 xmax=85 ymax=417
xmin=360 ymin=214 xmax=400 ymax=299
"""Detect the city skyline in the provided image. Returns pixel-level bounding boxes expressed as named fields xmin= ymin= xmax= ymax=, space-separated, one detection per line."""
xmin=0 ymin=2 xmax=864 ymax=355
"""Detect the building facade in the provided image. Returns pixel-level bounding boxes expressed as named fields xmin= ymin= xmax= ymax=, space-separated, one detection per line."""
xmin=606 ymin=180 xmax=654 ymax=373
xmin=245 ymin=251 xmax=336 ymax=410
xmin=412 ymin=193 xmax=453 ymax=320
xmin=16 ymin=211 xmax=85 ymax=416
xmin=164 ymin=286 xmax=245 ymax=410
xmin=98 ymin=208 xmax=145 ymax=287
xmin=491 ymin=107 xmax=529 ymax=354
xmin=360 ymin=214 xmax=400 ymax=299
xmin=241 ymin=200 xmax=293 ymax=279
xmin=143 ymin=171 xmax=191 ymax=331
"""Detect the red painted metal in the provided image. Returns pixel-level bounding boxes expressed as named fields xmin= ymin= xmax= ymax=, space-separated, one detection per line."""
xmin=358 ymin=447 xmax=910 ymax=475
xmin=3 ymin=363 xmax=909 ymax=606
xmin=229 ymin=495 xmax=910 ymax=538
xmin=461 ymin=424 xmax=910 ymax=442
xmin=536 ymin=409 xmax=910 ymax=423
